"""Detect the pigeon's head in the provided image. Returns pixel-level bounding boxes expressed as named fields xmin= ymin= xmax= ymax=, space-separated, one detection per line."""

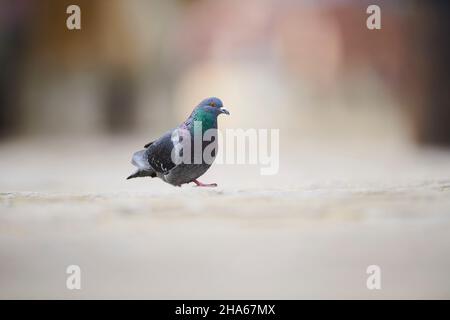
xmin=196 ymin=97 xmax=230 ymax=116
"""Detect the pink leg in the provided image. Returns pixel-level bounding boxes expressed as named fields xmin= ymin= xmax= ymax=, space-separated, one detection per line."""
xmin=192 ymin=179 xmax=217 ymax=187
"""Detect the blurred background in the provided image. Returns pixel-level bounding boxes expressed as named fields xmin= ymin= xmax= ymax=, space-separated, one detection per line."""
xmin=1 ymin=0 xmax=450 ymax=299
xmin=1 ymin=0 xmax=449 ymax=143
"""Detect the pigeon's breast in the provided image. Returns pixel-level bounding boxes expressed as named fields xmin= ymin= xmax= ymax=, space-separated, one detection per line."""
xmin=164 ymin=163 xmax=212 ymax=186
xmin=163 ymin=136 xmax=218 ymax=186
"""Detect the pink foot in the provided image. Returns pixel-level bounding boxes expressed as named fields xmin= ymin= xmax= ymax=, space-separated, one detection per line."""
xmin=193 ymin=179 xmax=218 ymax=187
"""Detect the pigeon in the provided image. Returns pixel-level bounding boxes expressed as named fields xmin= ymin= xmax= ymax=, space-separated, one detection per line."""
xmin=127 ymin=97 xmax=230 ymax=187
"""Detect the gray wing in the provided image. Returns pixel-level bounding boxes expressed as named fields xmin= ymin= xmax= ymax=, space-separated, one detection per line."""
xmin=131 ymin=131 xmax=174 ymax=173
xmin=146 ymin=131 xmax=177 ymax=174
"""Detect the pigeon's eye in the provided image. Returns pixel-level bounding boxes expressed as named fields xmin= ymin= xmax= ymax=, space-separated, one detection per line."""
xmin=209 ymin=102 xmax=216 ymax=107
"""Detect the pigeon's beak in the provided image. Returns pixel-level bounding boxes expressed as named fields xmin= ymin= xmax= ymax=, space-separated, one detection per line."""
xmin=220 ymin=107 xmax=230 ymax=115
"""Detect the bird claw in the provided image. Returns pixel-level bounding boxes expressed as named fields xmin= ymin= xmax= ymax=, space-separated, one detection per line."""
xmin=194 ymin=184 xmax=217 ymax=188
xmin=192 ymin=180 xmax=217 ymax=187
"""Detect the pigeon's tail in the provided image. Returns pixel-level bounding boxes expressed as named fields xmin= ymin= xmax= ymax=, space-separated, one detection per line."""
xmin=127 ymin=149 xmax=157 ymax=180
xmin=126 ymin=169 xmax=156 ymax=180
xmin=131 ymin=150 xmax=150 ymax=168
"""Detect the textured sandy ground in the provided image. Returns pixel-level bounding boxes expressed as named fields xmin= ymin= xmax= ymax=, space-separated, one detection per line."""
xmin=1 ymin=137 xmax=450 ymax=299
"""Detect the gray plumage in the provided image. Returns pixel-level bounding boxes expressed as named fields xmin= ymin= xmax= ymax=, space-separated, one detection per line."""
xmin=127 ymin=97 xmax=229 ymax=187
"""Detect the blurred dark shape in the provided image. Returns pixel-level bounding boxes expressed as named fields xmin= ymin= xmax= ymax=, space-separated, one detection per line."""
xmin=104 ymin=72 xmax=137 ymax=133
xmin=413 ymin=2 xmax=450 ymax=146
xmin=0 ymin=0 xmax=33 ymax=137
xmin=0 ymin=0 xmax=140 ymax=137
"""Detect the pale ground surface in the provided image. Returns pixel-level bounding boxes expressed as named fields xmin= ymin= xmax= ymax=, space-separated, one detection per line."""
xmin=1 ymin=136 xmax=450 ymax=299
